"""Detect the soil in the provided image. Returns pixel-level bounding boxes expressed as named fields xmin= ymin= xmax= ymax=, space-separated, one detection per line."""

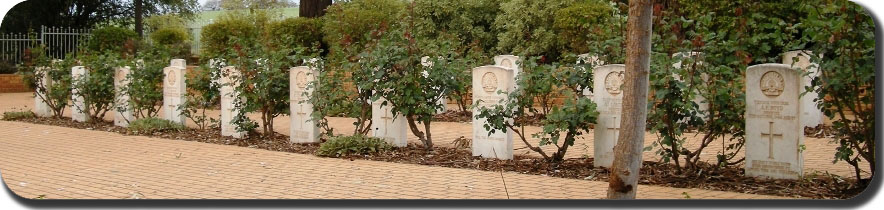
xmin=432 ymin=110 xmax=472 ymax=123
xmin=9 ymin=117 xmax=864 ymax=199
xmin=805 ymin=125 xmax=836 ymax=138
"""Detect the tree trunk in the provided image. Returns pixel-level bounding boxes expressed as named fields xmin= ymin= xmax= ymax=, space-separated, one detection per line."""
xmin=134 ymin=0 xmax=143 ymax=37
xmin=299 ymin=0 xmax=333 ymax=18
xmin=607 ymin=0 xmax=653 ymax=199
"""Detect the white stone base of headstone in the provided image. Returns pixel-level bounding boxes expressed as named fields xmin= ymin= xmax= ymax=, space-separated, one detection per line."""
xmin=591 ymin=64 xmax=626 ymax=168
xmin=745 ymin=64 xmax=803 ymax=180
xmin=783 ymin=50 xmax=824 ymax=129
xmin=371 ymin=97 xmax=408 ymax=147
xmin=33 ymin=67 xmax=53 ymax=117
xmin=471 ymin=65 xmax=515 ymax=160
xmin=114 ymin=67 xmax=133 ymax=127
xmin=436 ymin=97 xmax=447 ymax=114
xmin=71 ymin=66 xmax=88 ymax=122
xmin=219 ymin=66 xmax=246 ymax=139
xmin=290 ymin=66 xmax=320 ymax=143
xmin=163 ymin=64 xmax=186 ymax=124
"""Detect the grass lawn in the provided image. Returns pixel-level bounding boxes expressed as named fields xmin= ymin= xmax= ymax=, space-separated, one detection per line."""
xmin=188 ymin=7 xmax=300 ymax=27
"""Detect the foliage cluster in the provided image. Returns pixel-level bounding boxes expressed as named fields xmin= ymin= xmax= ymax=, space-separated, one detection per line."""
xmin=317 ymin=135 xmax=392 ymax=157
xmin=799 ymin=0 xmax=876 ymax=181
xmin=128 ymin=117 xmax=186 ymax=134
xmin=2 ymin=111 xmax=36 ymax=121
xmin=266 ymin=17 xmax=325 ymax=56
xmin=86 ymin=26 xmax=139 ymax=54
xmin=20 ymin=45 xmax=73 ymax=118
xmin=71 ymin=51 xmax=124 ymax=122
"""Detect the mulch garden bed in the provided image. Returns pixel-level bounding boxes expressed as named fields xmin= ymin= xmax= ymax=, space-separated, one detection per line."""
xmin=432 ymin=110 xmax=472 ymax=123
xmin=8 ymin=116 xmax=865 ymax=199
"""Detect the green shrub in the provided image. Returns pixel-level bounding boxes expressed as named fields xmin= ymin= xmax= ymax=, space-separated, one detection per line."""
xmin=321 ymin=0 xmax=405 ymax=58
xmin=86 ymin=26 xmax=138 ymax=53
xmin=222 ymin=36 xmax=297 ymax=137
xmin=72 ymin=51 xmax=122 ymax=122
xmin=494 ymin=0 xmax=575 ymax=61
xmin=145 ymin=14 xmax=188 ymax=33
xmin=128 ymin=117 xmax=185 ymax=134
xmin=150 ymin=28 xmax=189 ymax=46
xmin=553 ymin=0 xmax=617 ymax=56
xmin=2 ymin=111 xmax=35 ymax=120
xmin=0 ymin=60 xmax=16 ymax=74
xmin=266 ymin=17 xmax=324 ymax=56
xmin=200 ymin=13 xmax=259 ymax=58
xmin=413 ymin=0 xmax=503 ymax=56
xmin=120 ymin=44 xmax=169 ymax=119
xmin=20 ymin=45 xmax=73 ymax=118
xmin=146 ymin=14 xmax=191 ymax=58
xmin=150 ymin=28 xmax=191 ymax=57
xmin=181 ymin=64 xmax=220 ymax=130
xmin=317 ymin=135 xmax=392 ymax=157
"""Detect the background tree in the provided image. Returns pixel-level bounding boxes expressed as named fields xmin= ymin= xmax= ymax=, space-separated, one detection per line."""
xmin=133 ymin=0 xmax=199 ymax=37
xmin=300 ymin=0 xmax=332 ymax=18
xmin=220 ymin=0 xmax=295 ymax=10
xmin=1 ymin=0 xmax=128 ymax=33
xmin=607 ymin=0 xmax=652 ymax=199
xmin=1 ymin=0 xmax=198 ymax=37
xmin=202 ymin=0 xmax=222 ymax=11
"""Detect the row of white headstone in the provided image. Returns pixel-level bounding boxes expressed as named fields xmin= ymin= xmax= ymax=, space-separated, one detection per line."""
xmin=469 ymin=51 xmax=821 ymax=180
xmin=34 ymin=50 xmax=819 ymax=180
xmin=33 ymin=59 xmax=189 ymax=126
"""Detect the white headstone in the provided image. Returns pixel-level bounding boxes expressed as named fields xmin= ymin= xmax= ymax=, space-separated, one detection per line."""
xmin=114 ymin=66 xmax=133 ymax=127
xmin=782 ymin=50 xmax=824 ymax=129
xmin=745 ymin=64 xmax=803 ymax=180
xmin=672 ymin=52 xmax=709 ymax=120
xmin=33 ymin=67 xmax=53 ymax=117
xmin=163 ymin=64 xmax=186 ymax=124
xmin=471 ymin=65 xmax=515 ymax=160
xmin=421 ymin=56 xmax=447 ymax=114
xmin=372 ymin=96 xmax=408 ymax=147
xmin=290 ymin=66 xmax=320 ymax=143
xmin=71 ymin=66 xmax=88 ymax=122
xmin=592 ymin=64 xmax=625 ymax=168
xmin=494 ymin=55 xmax=521 ymax=81
xmin=577 ymin=54 xmax=605 ymax=99
xmin=170 ymin=59 xmax=186 ymax=69
xmin=220 ymin=66 xmax=246 ymax=138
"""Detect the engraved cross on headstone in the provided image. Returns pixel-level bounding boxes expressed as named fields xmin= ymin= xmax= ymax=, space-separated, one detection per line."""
xmin=608 ymin=116 xmax=621 ymax=139
xmin=296 ymin=104 xmax=308 ymax=129
xmin=760 ymin=121 xmax=783 ymax=159
xmin=380 ymin=106 xmax=394 ymax=134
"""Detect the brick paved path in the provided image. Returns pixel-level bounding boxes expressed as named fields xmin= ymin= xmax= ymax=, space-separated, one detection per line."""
xmin=0 ymin=121 xmax=785 ymax=199
xmin=0 ymin=92 xmax=866 ymax=178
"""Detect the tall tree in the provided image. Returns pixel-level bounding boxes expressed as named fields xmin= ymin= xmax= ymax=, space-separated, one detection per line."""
xmin=1 ymin=0 xmax=127 ymax=33
xmin=299 ymin=0 xmax=332 ymax=18
xmin=133 ymin=0 xmax=199 ymax=37
xmin=606 ymin=0 xmax=652 ymax=199
xmin=135 ymin=0 xmax=143 ymax=36
xmin=1 ymin=0 xmax=197 ymax=35
xmin=220 ymin=0 xmax=294 ymax=10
